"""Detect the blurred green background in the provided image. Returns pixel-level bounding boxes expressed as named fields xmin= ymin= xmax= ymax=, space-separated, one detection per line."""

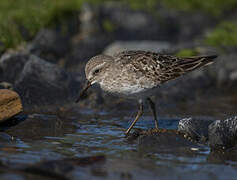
xmin=1 ymin=0 xmax=237 ymax=51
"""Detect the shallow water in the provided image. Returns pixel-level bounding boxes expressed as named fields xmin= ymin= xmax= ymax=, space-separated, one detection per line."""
xmin=0 ymin=96 xmax=237 ymax=179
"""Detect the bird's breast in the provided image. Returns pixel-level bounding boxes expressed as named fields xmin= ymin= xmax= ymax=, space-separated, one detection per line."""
xmin=98 ymin=65 xmax=159 ymax=99
xmin=99 ymin=77 xmax=157 ymax=99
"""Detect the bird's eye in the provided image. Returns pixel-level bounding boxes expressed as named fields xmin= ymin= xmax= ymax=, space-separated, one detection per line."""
xmin=94 ymin=69 xmax=100 ymax=75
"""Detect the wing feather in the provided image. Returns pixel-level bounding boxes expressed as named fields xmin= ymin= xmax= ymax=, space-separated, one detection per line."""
xmin=113 ymin=51 xmax=217 ymax=84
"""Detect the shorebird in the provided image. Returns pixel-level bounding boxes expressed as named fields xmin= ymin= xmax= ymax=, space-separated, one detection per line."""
xmin=76 ymin=51 xmax=217 ymax=136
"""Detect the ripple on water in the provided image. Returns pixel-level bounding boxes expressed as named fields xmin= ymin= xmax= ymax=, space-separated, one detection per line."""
xmin=0 ymin=101 xmax=237 ymax=179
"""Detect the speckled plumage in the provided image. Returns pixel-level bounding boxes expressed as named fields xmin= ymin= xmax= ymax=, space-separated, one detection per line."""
xmin=80 ymin=50 xmax=217 ymax=135
xmin=85 ymin=51 xmax=216 ymax=99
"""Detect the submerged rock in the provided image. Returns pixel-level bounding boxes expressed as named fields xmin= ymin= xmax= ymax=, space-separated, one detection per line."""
xmin=208 ymin=116 xmax=237 ymax=150
xmin=127 ymin=129 xmax=201 ymax=154
xmin=23 ymin=156 xmax=106 ymax=179
xmin=207 ymin=149 xmax=237 ymax=163
xmin=6 ymin=113 xmax=76 ymax=140
xmin=178 ymin=117 xmax=214 ymax=142
xmin=0 ymin=89 xmax=22 ymax=122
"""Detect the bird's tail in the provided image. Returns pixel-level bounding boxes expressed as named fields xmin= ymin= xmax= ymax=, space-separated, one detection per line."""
xmin=176 ymin=55 xmax=218 ymax=72
xmin=158 ymin=54 xmax=217 ymax=83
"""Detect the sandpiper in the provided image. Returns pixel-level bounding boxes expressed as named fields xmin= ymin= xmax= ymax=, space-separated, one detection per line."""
xmin=76 ymin=50 xmax=217 ymax=135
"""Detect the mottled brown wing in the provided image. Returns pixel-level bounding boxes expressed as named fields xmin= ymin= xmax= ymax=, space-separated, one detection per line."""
xmin=114 ymin=50 xmax=217 ymax=84
xmin=156 ymin=54 xmax=217 ymax=83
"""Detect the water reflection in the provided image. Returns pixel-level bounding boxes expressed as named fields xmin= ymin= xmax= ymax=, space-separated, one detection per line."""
xmin=0 ymin=97 xmax=237 ymax=178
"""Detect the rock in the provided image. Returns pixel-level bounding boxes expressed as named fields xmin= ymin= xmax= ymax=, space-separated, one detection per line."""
xmin=207 ymin=150 xmax=237 ymax=163
xmin=6 ymin=113 xmax=76 ymax=140
xmin=178 ymin=117 xmax=215 ymax=142
xmin=0 ymin=89 xmax=22 ymax=122
xmin=211 ymin=53 xmax=237 ymax=88
xmin=27 ymin=29 xmax=70 ymax=63
xmin=99 ymin=3 xmax=177 ymax=41
xmin=0 ymin=52 xmax=29 ymax=83
xmin=23 ymin=156 xmax=106 ymax=179
xmin=0 ymin=115 xmax=26 ymax=131
xmin=128 ymin=129 xmax=201 ymax=154
xmin=0 ymin=132 xmax=13 ymax=142
xmin=103 ymin=41 xmax=173 ymax=56
xmin=208 ymin=116 xmax=237 ymax=150
xmin=81 ymin=2 xmax=216 ymax=42
xmin=13 ymin=55 xmax=80 ymax=106
xmin=65 ymin=35 xmax=111 ymax=71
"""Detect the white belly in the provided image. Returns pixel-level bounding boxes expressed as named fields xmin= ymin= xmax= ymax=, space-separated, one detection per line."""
xmin=99 ymin=81 xmax=158 ymax=100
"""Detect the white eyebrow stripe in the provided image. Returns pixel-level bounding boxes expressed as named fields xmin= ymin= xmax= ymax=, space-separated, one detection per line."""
xmin=92 ymin=62 xmax=106 ymax=71
xmin=88 ymin=62 xmax=107 ymax=80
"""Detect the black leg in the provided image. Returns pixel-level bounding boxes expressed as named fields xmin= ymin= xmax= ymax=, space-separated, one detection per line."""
xmin=147 ymin=97 xmax=159 ymax=129
xmin=125 ymin=100 xmax=143 ymax=136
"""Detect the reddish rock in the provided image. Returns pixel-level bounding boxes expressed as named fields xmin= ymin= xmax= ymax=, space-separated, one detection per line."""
xmin=0 ymin=89 xmax=23 ymax=122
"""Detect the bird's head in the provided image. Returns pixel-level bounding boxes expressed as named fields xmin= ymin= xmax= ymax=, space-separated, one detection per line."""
xmin=85 ymin=55 xmax=113 ymax=85
xmin=75 ymin=54 xmax=113 ymax=102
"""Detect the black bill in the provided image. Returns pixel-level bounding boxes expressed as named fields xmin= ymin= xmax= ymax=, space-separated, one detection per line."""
xmin=75 ymin=81 xmax=92 ymax=103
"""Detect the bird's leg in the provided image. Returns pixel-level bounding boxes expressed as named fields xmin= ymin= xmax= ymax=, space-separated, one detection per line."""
xmin=125 ymin=100 xmax=143 ymax=136
xmin=147 ymin=97 xmax=159 ymax=129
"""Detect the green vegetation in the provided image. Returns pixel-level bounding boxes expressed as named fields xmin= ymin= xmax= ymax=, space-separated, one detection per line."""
xmin=161 ymin=0 xmax=237 ymax=16
xmin=175 ymin=48 xmax=199 ymax=57
xmin=124 ymin=0 xmax=237 ymax=16
xmin=205 ymin=22 xmax=237 ymax=47
xmin=102 ymin=19 xmax=117 ymax=33
xmin=124 ymin=0 xmax=158 ymax=11
xmin=0 ymin=0 xmax=237 ymax=51
xmin=0 ymin=0 xmax=109 ymax=51
xmin=0 ymin=0 xmax=83 ymax=50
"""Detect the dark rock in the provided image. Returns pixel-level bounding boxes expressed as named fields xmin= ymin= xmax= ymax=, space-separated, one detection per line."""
xmin=0 ymin=53 xmax=29 ymax=83
xmin=6 ymin=113 xmax=76 ymax=140
xmin=212 ymin=53 xmax=237 ymax=88
xmin=103 ymin=41 xmax=173 ymax=56
xmin=99 ymin=3 xmax=177 ymax=41
xmin=132 ymin=129 xmax=201 ymax=154
xmin=23 ymin=156 xmax=106 ymax=180
xmin=13 ymin=55 xmax=80 ymax=106
xmin=208 ymin=116 xmax=237 ymax=150
xmin=0 ymin=115 xmax=27 ymax=132
xmin=100 ymin=4 xmax=164 ymax=40
xmin=162 ymin=11 xmax=217 ymax=42
xmin=65 ymin=35 xmax=112 ymax=71
xmin=81 ymin=2 xmax=217 ymax=43
xmin=207 ymin=149 xmax=237 ymax=163
xmin=154 ymin=70 xmax=216 ymax=105
xmin=178 ymin=117 xmax=215 ymax=142
xmin=0 ymin=133 xmax=13 ymax=142
xmin=27 ymin=29 xmax=70 ymax=63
